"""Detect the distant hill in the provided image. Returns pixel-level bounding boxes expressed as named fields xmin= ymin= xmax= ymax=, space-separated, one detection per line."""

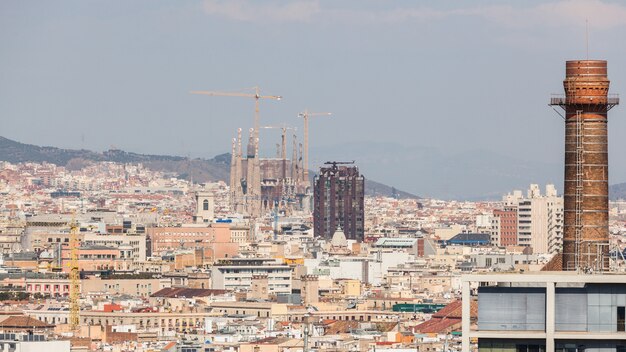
xmin=0 ymin=136 xmax=231 ymax=186
xmin=610 ymin=183 xmax=626 ymax=201
xmin=0 ymin=136 xmax=184 ymax=164
xmin=311 ymin=141 xmax=564 ymax=200
xmin=363 ymin=179 xmax=417 ymax=199
xmin=0 ymin=136 xmax=418 ymax=199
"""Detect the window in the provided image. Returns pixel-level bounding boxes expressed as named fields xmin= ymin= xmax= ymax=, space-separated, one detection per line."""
xmin=203 ymin=199 xmax=209 ymax=211
xmin=618 ymin=306 xmax=625 ymax=332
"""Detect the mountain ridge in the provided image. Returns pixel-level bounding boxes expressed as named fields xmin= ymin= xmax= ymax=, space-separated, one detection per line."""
xmin=610 ymin=182 xmax=626 ymax=201
xmin=0 ymin=136 xmax=418 ymax=199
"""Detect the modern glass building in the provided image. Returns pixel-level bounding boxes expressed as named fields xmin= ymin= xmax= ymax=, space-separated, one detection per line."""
xmin=462 ymin=273 xmax=626 ymax=352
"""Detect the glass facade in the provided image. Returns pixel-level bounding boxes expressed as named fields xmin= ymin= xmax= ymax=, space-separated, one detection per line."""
xmin=478 ymin=287 xmax=546 ymax=331
xmin=478 ymin=284 xmax=626 ymax=333
xmin=556 ymin=284 xmax=626 ymax=333
xmin=477 ymin=283 xmax=626 ymax=351
xmin=479 ymin=340 xmax=626 ymax=352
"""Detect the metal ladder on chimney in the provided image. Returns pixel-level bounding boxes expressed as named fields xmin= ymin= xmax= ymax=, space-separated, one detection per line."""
xmin=575 ymin=109 xmax=584 ymax=271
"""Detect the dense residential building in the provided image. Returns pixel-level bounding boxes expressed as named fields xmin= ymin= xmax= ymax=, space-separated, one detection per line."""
xmin=0 ymin=156 xmax=622 ymax=352
xmin=313 ymin=163 xmax=365 ymax=241
xmin=502 ymin=184 xmax=563 ymax=254
xmin=210 ymin=258 xmax=293 ymax=294
xmin=82 ymin=232 xmax=147 ymax=262
xmin=548 ymin=197 xmax=564 ymax=254
xmin=2 ymin=6 xmax=625 ymax=349
xmin=146 ymin=223 xmax=238 ymax=258
xmin=490 ymin=208 xmax=518 ymax=247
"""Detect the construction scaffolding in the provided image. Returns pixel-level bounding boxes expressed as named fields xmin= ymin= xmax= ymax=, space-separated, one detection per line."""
xmin=574 ymin=110 xmax=583 ymax=271
xmin=69 ymin=218 xmax=80 ymax=331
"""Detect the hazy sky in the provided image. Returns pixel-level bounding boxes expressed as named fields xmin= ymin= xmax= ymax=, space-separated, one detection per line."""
xmin=2 ymin=0 xmax=626 ymax=196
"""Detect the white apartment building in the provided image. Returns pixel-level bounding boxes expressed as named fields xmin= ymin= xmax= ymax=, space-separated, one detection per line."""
xmin=211 ymin=258 xmax=292 ymax=294
xmin=503 ymin=184 xmax=563 ymax=254
xmin=304 ymin=251 xmax=412 ymax=286
xmin=0 ymin=334 xmax=70 ymax=352
xmin=548 ymin=197 xmax=564 ymax=254
xmin=82 ymin=233 xmax=147 ymax=261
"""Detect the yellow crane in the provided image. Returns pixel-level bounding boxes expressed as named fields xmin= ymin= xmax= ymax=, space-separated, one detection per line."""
xmin=190 ymin=87 xmax=282 ymax=144
xmin=68 ymin=216 xmax=80 ymax=331
xmin=298 ymin=110 xmax=332 ymax=188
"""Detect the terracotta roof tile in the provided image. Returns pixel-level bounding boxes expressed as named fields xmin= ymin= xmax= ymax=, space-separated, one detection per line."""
xmin=0 ymin=315 xmax=54 ymax=328
xmin=412 ymin=300 xmax=477 ymax=334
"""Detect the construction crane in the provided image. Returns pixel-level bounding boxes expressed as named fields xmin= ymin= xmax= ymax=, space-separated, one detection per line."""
xmin=324 ymin=161 xmax=355 ymax=171
xmin=191 ymin=87 xmax=282 ymax=144
xmin=68 ymin=215 xmax=80 ymax=332
xmin=298 ymin=110 xmax=332 ymax=189
xmin=261 ymin=125 xmax=296 ymax=180
xmin=261 ymin=125 xmax=296 ymax=158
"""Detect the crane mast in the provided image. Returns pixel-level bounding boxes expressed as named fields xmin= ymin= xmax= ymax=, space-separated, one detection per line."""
xmin=261 ymin=125 xmax=296 ymax=177
xmin=69 ymin=217 xmax=80 ymax=331
xmin=191 ymin=87 xmax=282 ymax=147
xmin=298 ymin=110 xmax=332 ymax=191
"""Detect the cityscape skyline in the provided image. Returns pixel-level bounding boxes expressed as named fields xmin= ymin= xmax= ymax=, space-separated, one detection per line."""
xmin=2 ymin=1 xmax=626 ymax=200
xmin=2 ymin=2 xmax=626 ymax=351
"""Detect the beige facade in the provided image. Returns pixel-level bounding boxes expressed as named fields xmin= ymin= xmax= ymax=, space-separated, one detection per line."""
xmin=208 ymin=301 xmax=399 ymax=323
xmin=247 ymin=275 xmax=270 ymax=301
xmin=82 ymin=233 xmax=147 ymax=261
xmin=434 ymin=224 xmax=465 ymax=240
xmin=26 ymin=277 xmax=72 ymax=297
xmin=239 ymin=338 xmax=303 ymax=352
xmin=338 ymin=279 xmax=361 ymax=297
xmin=27 ymin=232 xmax=83 ymax=252
xmin=301 ymin=275 xmax=319 ymax=304
xmin=81 ymin=277 xmax=171 ymax=297
xmin=209 ymin=301 xmax=289 ymax=318
xmin=230 ymin=225 xmax=251 ymax=245
xmin=79 ymin=311 xmax=209 ymax=335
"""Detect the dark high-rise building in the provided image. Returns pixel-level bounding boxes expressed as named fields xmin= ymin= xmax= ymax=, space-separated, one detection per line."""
xmin=313 ymin=162 xmax=365 ymax=242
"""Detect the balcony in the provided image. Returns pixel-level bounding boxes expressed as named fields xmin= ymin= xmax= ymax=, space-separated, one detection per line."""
xmin=550 ymin=94 xmax=620 ymax=108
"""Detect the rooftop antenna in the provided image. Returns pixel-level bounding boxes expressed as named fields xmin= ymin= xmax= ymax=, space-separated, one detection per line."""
xmin=586 ymin=18 xmax=589 ymax=60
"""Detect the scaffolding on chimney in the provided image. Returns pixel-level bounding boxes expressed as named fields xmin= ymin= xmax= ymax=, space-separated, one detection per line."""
xmin=574 ymin=109 xmax=583 ymax=272
xmin=550 ymin=60 xmax=621 ymax=272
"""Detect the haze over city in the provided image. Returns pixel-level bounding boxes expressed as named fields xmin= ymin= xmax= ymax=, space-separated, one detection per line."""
xmin=3 ymin=2 xmax=626 ymax=352
xmin=2 ymin=0 xmax=626 ymax=199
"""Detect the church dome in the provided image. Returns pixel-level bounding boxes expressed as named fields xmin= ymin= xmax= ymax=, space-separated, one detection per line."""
xmin=331 ymin=227 xmax=348 ymax=248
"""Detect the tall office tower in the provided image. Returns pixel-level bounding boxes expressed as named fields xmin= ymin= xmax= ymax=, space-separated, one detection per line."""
xmin=313 ymin=163 xmax=365 ymax=242
xmin=550 ymin=60 xmax=619 ymax=271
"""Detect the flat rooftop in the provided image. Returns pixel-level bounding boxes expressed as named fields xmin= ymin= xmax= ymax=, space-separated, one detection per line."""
xmin=462 ymin=271 xmax=626 ymax=283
